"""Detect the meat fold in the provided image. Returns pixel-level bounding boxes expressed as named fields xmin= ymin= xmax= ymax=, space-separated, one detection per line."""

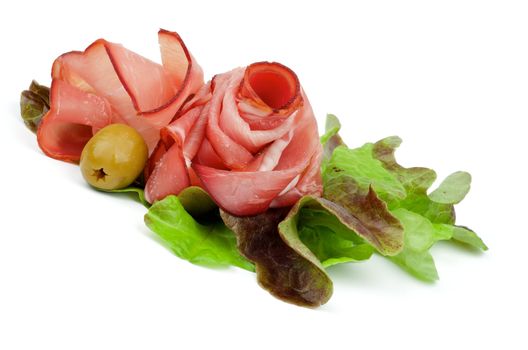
xmin=38 ymin=30 xmax=204 ymax=162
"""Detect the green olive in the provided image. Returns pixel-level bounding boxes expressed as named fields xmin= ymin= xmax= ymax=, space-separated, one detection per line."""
xmin=80 ymin=124 xmax=148 ymax=190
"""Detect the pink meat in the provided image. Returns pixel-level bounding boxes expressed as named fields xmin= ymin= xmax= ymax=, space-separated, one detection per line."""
xmin=145 ymin=61 xmax=323 ymax=215
xmin=37 ymin=80 xmax=112 ymax=162
xmin=37 ymin=29 xmax=204 ymax=162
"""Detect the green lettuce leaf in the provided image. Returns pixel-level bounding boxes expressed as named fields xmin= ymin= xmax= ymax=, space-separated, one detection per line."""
xmin=177 ymin=186 xmax=218 ymax=218
xmin=145 ymin=194 xmax=254 ymax=272
xmin=390 ymin=250 xmax=438 ymax=282
xmin=429 ymin=171 xmax=472 ymax=204
xmin=320 ymin=114 xmax=342 ymax=145
xmin=451 ymin=226 xmax=488 ymax=250
xmin=298 ymin=208 xmax=374 ymax=267
xmin=433 ymin=224 xmax=488 ymax=251
xmin=389 ymin=208 xmax=439 ymax=281
xmin=222 ymin=207 xmax=333 ymax=307
xmin=321 ymin=113 xmax=346 ymax=161
xmin=300 ymin=226 xmax=374 ymax=268
xmin=326 ymin=145 xmax=406 ymax=201
xmin=389 ymin=209 xmax=487 ymax=281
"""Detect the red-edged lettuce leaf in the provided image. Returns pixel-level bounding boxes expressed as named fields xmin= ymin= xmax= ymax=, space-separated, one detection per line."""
xmin=371 ymin=136 xmax=481 ymax=237
xmin=218 ymin=172 xmax=404 ymax=306
xmin=323 ymin=115 xmax=486 ymax=281
xmin=318 ymin=116 xmax=405 ymax=257
xmin=372 ymin=136 xmax=456 ymax=224
xmin=320 ymin=173 xmax=404 ymax=256
xmin=217 ymin=171 xmax=403 ymax=306
xmin=20 ymin=81 xmax=50 ymax=133
xmin=221 ymin=208 xmax=333 ymax=307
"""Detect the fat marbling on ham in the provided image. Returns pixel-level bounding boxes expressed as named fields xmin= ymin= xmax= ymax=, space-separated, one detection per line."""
xmin=37 ymin=29 xmax=203 ymax=162
xmin=145 ymin=62 xmax=323 ymax=216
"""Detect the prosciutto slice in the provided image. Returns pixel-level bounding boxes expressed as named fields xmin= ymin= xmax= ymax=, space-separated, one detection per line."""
xmin=38 ymin=29 xmax=203 ymax=162
xmin=145 ymin=62 xmax=323 ymax=216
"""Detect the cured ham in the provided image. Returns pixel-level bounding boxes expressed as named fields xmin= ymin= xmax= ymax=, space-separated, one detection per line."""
xmin=37 ymin=30 xmax=203 ymax=162
xmin=145 ymin=62 xmax=323 ymax=216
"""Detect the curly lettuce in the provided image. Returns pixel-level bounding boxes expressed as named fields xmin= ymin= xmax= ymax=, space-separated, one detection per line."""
xmin=322 ymin=115 xmax=487 ymax=281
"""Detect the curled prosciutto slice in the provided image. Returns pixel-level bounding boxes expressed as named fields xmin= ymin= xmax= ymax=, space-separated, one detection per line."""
xmin=37 ymin=29 xmax=203 ymax=162
xmin=145 ymin=62 xmax=323 ymax=216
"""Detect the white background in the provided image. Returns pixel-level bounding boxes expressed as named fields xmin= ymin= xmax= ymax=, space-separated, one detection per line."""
xmin=1 ymin=1 xmax=527 ymax=349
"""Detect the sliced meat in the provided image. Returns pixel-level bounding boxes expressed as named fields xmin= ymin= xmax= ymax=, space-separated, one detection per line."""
xmin=192 ymin=164 xmax=299 ymax=216
xmin=144 ymin=144 xmax=190 ymax=204
xmin=38 ymin=29 xmax=204 ymax=162
xmin=145 ymin=61 xmax=323 ymax=216
xmin=37 ymin=80 xmax=112 ymax=162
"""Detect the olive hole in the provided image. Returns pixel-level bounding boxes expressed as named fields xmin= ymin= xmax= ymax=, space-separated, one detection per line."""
xmin=92 ymin=168 xmax=108 ymax=181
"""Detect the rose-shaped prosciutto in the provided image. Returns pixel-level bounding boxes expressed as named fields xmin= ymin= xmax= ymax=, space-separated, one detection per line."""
xmin=145 ymin=62 xmax=323 ymax=215
xmin=37 ymin=30 xmax=203 ymax=162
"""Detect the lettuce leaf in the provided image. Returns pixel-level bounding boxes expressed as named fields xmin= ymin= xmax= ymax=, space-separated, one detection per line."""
xmin=217 ymin=172 xmax=402 ymax=306
xmin=316 ymin=114 xmax=405 ymax=258
xmin=299 ymin=226 xmax=374 ymax=268
xmin=20 ymin=81 xmax=50 ymax=133
xmin=177 ymin=186 xmax=218 ymax=218
xmin=298 ymin=208 xmax=374 ymax=267
xmin=451 ymin=226 xmax=488 ymax=250
xmin=288 ymin=198 xmax=378 ymax=267
xmin=322 ymin=115 xmax=486 ymax=281
xmin=321 ymin=113 xmax=346 ymax=161
xmin=389 ymin=208 xmax=439 ymax=281
xmin=389 ymin=209 xmax=487 ymax=281
xmin=372 ymin=136 xmax=456 ymax=224
xmin=429 ymin=171 xmax=472 ymax=204
xmin=221 ymin=207 xmax=333 ymax=307
xmin=326 ymin=145 xmax=406 ymax=201
xmin=145 ymin=192 xmax=254 ymax=272
xmin=431 ymin=224 xmax=488 ymax=251
xmin=320 ymin=173 xmax=404 ymax=255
